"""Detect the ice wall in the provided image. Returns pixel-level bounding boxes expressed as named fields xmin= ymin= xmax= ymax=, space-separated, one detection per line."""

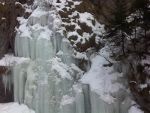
xmin=13 ymin=58 xmax=85 ymax=113
xmin=13 ymin=0 xmax=134 ymax=113
xmin=14 ymin=3 xmax=84 ymax=113
xmin=15 ymin=6 xmax=74 ymax=65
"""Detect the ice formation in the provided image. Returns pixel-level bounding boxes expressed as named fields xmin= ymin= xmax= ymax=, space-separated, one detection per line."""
xmin=0 ymin=0 xmax=142 ymax=113
xmin=13 ymin=57 xmax=86 ymax=113
xmin=81 ymin=47 xmax=132 ymax=113
xmin=13 ymin=4 xmax=84 ymax=113
xmin=15 ymin=6 xmax=74 ymax=64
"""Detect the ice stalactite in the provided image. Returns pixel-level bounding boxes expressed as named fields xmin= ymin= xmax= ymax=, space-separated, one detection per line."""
xmin=2 ymin=74 xmax=12 ymax=93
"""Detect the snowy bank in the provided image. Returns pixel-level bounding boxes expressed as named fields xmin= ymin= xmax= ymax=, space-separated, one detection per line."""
xmin=0 ymin=103 xmax=35 ymax=113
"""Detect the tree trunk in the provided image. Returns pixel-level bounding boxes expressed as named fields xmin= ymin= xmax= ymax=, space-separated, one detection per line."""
xmin=122 ymin=32 xmax=125 ymax=56
xmin=134 ymin=28 xmax=136 ymax=50
xmin=144 ymin=29 xmax=148 ymax=52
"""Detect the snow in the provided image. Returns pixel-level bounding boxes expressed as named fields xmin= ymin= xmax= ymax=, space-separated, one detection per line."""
xmin=1 ymin=17 xmax=6 ymax=20
xmin=61 ymin=95 xmax=75 ymax=105
xmin=79 ymin=12 xmax=94 ymax=28
xmin=0 ymin=103 xmax=35 ymax=113
xmin=51 ymin=57 xmax=73 ymax=80
xmin=128 ymin=105 xmax=144 ymax=113
xmin=0 ymin=54 xmax=29 ymax=66
xmin=139 ymin=84 xmax=148 ymax=89
xmin=81 ymin=47 xmax=123 ymax=103
xmin=51 ymin=0 xmax=105 ymax=48
xmin=73 ymin=51 xmax=88 ymax=60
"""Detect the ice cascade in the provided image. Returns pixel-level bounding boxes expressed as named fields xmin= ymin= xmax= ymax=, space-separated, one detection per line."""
xmin=12 ymin=1 xmax=134 ymax=113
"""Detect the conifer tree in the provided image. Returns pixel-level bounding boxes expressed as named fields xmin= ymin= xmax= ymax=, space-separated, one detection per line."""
xmin=106 ymin=0 xmax=131 ymax=56
xmin=131 ymin=0 xmax=150 ymax=52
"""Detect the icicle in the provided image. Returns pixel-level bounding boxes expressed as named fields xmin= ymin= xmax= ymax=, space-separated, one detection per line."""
xmin=2 ymin=75 xmax=8 ymax=94
xmin=2 ymin=72 xmax=12 ymax=94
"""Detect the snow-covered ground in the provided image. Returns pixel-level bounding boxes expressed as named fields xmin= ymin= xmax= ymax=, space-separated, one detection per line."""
xmin=0 ymin=103 xmax=34 ymax=113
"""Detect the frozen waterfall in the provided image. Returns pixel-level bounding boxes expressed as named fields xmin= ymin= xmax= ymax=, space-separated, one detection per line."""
xmin=15 ymin=7 xmax=74 ymax=65
xmin=14 ymin=4 xmax=86 ymax=113
xmin=11 ymin=1 xmax=134 ymax=113
xmin=13 ymin=58 xmax=85 ymax=113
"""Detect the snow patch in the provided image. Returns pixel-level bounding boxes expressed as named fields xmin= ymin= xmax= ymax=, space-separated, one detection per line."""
xmin=129 ymin=104 xmax=144 ymax=113
xmin=0 ymin=55 xmax=29 ymax=66
xmin=0 ymin=103 xmax=35 ymax=113
xmin=81 ymin=47 xmax=124 ymax=103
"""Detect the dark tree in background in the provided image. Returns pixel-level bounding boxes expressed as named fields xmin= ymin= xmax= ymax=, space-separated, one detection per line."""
xmin=129 ymin=0 xmax=150 ymax=55
xmin=106 ymin=0 xmax=131 ymax=56
xmin=105 ymin=0 xmax=150 ymax=58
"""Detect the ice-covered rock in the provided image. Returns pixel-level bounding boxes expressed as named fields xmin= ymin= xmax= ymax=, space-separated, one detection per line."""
xmin=13 ymin=58 xmax=84 ymax=113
